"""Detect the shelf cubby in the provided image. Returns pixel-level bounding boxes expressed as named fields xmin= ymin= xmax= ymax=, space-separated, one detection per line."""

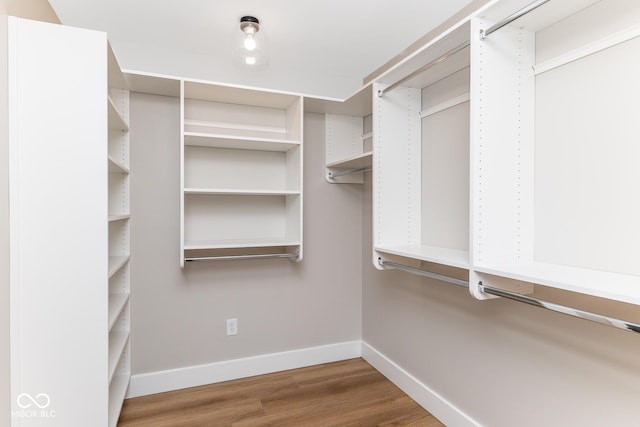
xmin=469 ymin=0 xmax=640 ymax=303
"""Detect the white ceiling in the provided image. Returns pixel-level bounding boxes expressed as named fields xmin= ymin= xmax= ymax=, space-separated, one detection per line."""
xmin=47 ymin=0 xmax=473 ymax=99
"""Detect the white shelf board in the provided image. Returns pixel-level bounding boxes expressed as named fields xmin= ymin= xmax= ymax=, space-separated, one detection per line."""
xmin=376 ymin=244 xmax=469 ymax=269
xmin=304 ymin=83 xmax=373 ymax=116
xmin=184 ymin=80 xmax=300 ymax=109
xmin=108 ymin=214 xmax=130 ymax=222
xmin=326 ymin=151 xmax=373 ymax=169
xmin=108 ymin=255 xmax=130 ymax=278
xmin=184 ymin=188 xmax=300 ymax=196
xmin=473 ymin=261 xmax=640 ymax=306
xmin=108 ymin=374 xmax=130 ymax=427
xmin=184 ymin=238 xmax=301 ymax=251
xmin=108 ymin=156 xmax=129 ymax=174
xmin=183 ymin=132 xmax=300 ymax=152
xmin=108 ymin=96 xmax=129 ymax=131
xmin=108 ymin=294 xmax=130 ymax=332
xmin=108 ymin=330 xmax=130 ymax=383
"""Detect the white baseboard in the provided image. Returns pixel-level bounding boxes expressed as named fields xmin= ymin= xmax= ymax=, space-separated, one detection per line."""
xmin=127 ymin=340 xmax=362 ymax=398
xmin=361 ymin=341 xmax=479 ymax=427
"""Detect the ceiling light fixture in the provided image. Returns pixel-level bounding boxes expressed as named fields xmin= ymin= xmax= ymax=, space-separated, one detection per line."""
xmin=233 ymin=15 xmax=268 ymax=68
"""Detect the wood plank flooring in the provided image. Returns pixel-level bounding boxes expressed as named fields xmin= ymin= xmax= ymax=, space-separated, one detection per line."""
xmin=118 ymin=358 xmax=444 ymax=426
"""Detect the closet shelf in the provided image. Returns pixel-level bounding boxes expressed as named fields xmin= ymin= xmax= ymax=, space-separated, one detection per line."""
xmin=184 ymin=132 xmax=300 ymax=152
xmin=108 ymin=374 xmax=129 ymax=427
xmin=108 ymin=331 xmax=129 ymax=383
xmin=108 ymin=255 xmax=130 ymax=278
xmin=108 ymin=96 xmax=129 ymax=131
xmin=326 ymin=151 xmax=373 ymax=170
xmin=474 ymin=262 xmax=640 ymax=306
xmin=184 ymin=188 xmax=300 ymax=196
xmin=108 ymin=214 xmax=130 ymax=222
xmin=184 ymin=238 xmax=301 ymax=251
xmin=375 ymin=244 xmax=469 ymax=270
xmin=108 ymin=156 xmax=129 ymax=174
xmin=108 ymin=294 xmax=129 ymax=332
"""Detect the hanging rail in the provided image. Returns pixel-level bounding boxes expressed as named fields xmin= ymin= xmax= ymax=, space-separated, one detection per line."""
xmin=479 ymin=282 xmax=640 ymax=334
xmin=480 ymin=0 xmax=550 ymax=39
xmin=378 ymin=258 xmax=469 ymax=288
xmin=328 ymin=166 xmax=372 ymax=179
xmin=185 ymin=252 xmax=299 ymax=262
xmin=377 ymin=41 xmax=470 ymax=97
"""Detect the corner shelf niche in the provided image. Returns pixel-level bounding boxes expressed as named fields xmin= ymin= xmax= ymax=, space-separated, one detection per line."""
xmin=373 ymin=21 xmax=471 ymax=276
xmin=107 ymin=42 xmax=131 ymax=427
xmin=469 ymin=0 xmax=640 ymax=304
xmin=180 ymin=80 xmax=303 ymax=266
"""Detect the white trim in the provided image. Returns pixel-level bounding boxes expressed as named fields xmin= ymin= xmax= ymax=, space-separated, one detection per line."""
xmin=361 ymin=341 xmax=479 ymax=427
xmin=127 ymin=341 xmax=361 ymax=398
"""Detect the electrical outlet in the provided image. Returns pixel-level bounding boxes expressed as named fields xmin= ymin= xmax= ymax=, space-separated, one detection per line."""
xmin=226 ymin=318 xmax=238 ymax=336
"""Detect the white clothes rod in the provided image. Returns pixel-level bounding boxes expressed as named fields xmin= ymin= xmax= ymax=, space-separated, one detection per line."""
xmin=479 ymin=282 xmax=640 ymax=334
xmin=480 ymin=0 xmax=550 ymax=40
xmin=534 ymin=23 xmax=640 ymax=75
xmin=378 ymin=258 xmax=469 ymax=288
xmin=378 ymin=41 xmax=470 ymax=98
xmin=185 ymin=252 xmax=299 ymax=262
xmin=419 ymin=93 xmax=470 ymax=118
xmin=328 ymin=166 xmax=372 ymax=179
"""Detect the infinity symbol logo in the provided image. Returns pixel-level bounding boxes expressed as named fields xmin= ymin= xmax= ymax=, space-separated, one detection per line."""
xmin=17 ymin=393 xmax=50 ymax=409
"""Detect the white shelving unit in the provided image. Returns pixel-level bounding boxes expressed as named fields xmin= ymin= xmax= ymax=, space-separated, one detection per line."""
xmin=373 ymin=22 xmax=472 ymax=276
xmin=468 ymin=0 xmax=640 ymax=304
xmin=8 ymin=17 xmax=131 ymax=427
xmin=180 ymin=80 xmax=303 ymax=265
xmin=107 ymin=43 xmax=131 ymax=426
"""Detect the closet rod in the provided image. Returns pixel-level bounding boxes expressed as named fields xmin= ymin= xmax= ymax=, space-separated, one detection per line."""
xmin=479 ymin=282 xmax=640 ymax=334
xmin=377 ymin=41 xmax=470 ymax=97
xmin=185 ymin=252 xmax=299 ymax=262
xmin=328 ymin=166 xmax=372 ymax=179
xmin=480 ymin=0 xmax=550 ymax=39
xmin=378 ymin=258 xmax=469 ymax=288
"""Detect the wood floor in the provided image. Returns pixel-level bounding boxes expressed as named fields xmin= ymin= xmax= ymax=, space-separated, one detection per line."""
xmin=118 ymin=358 xmax=444 ymax=426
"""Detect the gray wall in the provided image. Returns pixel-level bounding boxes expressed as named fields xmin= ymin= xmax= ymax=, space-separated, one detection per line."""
xmin=362 ymin=173 xmax=640 ymax=426
xmin=129 ymin=93 xmax=363 ymax=374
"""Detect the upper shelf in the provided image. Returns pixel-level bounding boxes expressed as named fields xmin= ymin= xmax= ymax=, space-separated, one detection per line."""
xmin=108 ymin=96 xmax=129 ymax=131
xmin=183 ymin=132 xmax=300 ymax=152
xmin=327 ymin=151 xmax=372 ymax=170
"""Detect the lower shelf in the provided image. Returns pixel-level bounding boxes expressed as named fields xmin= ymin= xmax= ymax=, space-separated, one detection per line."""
xmin=474 ymin=261 xmax=640 ymax=305
xmin=184 ymin=240 xmax=301 ymax=262
xmin=375 ymin=244 xmax=469 ymax=269
xmin=108 ymin=373 xmax=130 ymax=427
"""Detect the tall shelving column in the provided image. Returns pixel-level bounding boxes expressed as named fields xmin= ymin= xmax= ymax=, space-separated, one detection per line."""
xmin=107 ymin=45 xmax=131 ymax=427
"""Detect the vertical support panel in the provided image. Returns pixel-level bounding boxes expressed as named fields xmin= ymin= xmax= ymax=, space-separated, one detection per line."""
xmin=179 ymin=80 xmax=185 ymax=267
xmin=469 ymin=17 xmax=535 ymax=298
xmin=372 ymin=83 xmax=421 ymax=268
xmin=9 ymin=17 xmax=108 ymax=425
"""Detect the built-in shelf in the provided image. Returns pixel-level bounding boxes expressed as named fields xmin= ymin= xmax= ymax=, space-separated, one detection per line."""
xmin=376 ymin=245 xmax=469 ymax=270
xmin=327 ymin=151 xmax=372 ymax=170
xmin=108 ymin=330 xmax=130 ymax=383
xmin=108 ymin=156 xmax=129 ymax=174
xmin=184 ymin=238 xmax=301 ymax=251
xmin=108 ymin=96 xmax=128 ymax=131
xmin=184 ymin=188 xmax=300 ymax=196
xmin=108 ymin=255 xmax=130 ymax=278
xmin=108 ymin=294 xmax=129 ymax=331
xmin=184 ymin=132 xmax=300 ymax=152
xmin=108 ymin=214 xmax=130 ymax=222
xmin=108 ymin=373 xmax=130 ymax=427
